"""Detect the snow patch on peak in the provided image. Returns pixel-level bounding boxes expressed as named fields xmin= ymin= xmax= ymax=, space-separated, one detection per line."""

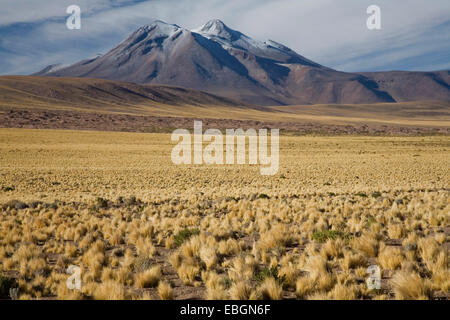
xmin=192 ymin=20 xmax=295 ymax=60
xmin=121 ymin=20 xmax=186 ymax=51
xmin=192 ymin=19 xmax=241 ymax=41
xmin=138 ymin=20 xmax=182 ymax=37
xmin=196 ymin=19 xmax=227 ymax=33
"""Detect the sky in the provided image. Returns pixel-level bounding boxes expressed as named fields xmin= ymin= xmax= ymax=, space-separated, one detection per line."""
xmin=0 ymin=0 xmax=449 ymax=75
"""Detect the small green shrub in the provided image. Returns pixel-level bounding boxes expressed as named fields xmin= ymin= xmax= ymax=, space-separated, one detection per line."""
xmin=371 ymin=191 xmax=382 ymax=198
xmin=254 ymin=266 xmax=286 ymax=285
xmin=96 ymin=197 xmax=108 ymax=208
xmin=174 ymin=228 xmax=200 ymax=247
xmin=366 ymin=216 xmax=377 ymax=227
xmin=355 ymin=192 xmax=368 ymax=197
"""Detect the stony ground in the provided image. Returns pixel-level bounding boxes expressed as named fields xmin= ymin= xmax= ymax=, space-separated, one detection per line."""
xmin=1 ymin=108 xmax=448 ymax=135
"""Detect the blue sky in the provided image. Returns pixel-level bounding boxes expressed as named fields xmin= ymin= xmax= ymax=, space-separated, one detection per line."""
xmin=0 ymin=0 xmax=449 ymax=75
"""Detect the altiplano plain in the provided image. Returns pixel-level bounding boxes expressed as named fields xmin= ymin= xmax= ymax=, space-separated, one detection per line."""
xmin=0 ymin=129 xmax=448 ymax=300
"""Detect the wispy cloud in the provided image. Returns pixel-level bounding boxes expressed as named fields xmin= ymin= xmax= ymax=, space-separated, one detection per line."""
xmin=0 ymin=0 xmax=449 ymax=75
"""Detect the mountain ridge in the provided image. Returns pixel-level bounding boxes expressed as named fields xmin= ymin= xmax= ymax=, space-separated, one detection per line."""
xmin=0 ymin=75 xmax=249 ymax=112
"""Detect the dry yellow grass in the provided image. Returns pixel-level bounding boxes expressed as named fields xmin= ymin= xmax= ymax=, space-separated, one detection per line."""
xmin=0 ymin=128 xmax=448 ymax=300
xmin=135 ymin=265 xmax=161 ymax=288
xmin=157 ymin=280 xmax=174 ymax=300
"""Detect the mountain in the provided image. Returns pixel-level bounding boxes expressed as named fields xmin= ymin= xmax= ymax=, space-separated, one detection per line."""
xmin=33 ymin=63 xmax=68 ymax=76
xmin=35 ymin=19 xmax=450 ymax=105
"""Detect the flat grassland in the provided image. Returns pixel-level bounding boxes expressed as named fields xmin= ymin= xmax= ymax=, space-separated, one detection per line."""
xmin=0 ymin=128 xmax=448 ymax=300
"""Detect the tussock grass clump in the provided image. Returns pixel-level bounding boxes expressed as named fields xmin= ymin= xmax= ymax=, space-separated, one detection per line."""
xmin=199 ymin=246 xmax=218 ymax=270
xmin=204 ymin=272 xmax=230 ymax=300
xmin=228 ymin=256 xmax=256 ymax=282
xmin=93 ymin=280 xmax=127 ymax=300
xmin=341 ymin=252 xmax=367 ymax=271
xmin=388 ymin=224 xmax=405 ymax=239
xmin=258 ymin=224 xmax=293 ymax=251
xmin=259 ymin=277 xmax=283 ymax=300
xmin=378 ymin=246 xmax=404 ymax=270
xmin=304 ymin=255 xmax=330 ymax=279
xmin=177 ymin=263 xmax=200 ymax=286
xmin=295 ymin=276 xmax=315 ymax=299
xmin=351 ymin=234 xmax=379 ymax=257
xmin=229 ymin=281 xmax=253 ymax=300
xmin=157 ymin=280 xmax=174 ymax=300
xmin=320 ymin=239 xmax=345 ymax=260
xmin=279 ymin=264 xmax=299 ymax=289
xmin=328 ymin=283 xmax=361 ymax=300
xmin=135 ymin=237 xmax=156 ymax=258
xmin=135 ymin=265 xmax=161 ymax=288
xmin=390 ymin=271 xmax=432 ymax=300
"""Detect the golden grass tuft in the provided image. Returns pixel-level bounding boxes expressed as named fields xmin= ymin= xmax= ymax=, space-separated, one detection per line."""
xmin=229 ymin=281 xmax=253 ymax=300
xmin=378 ymin=245 xmax=404 ymax=270
xmin=157 ymin=280 xmax=174 ymax=300
xmin=295 ymin=276 xmax=315 ymax=299
xmin=259 ymin=277 xmax=283 ymax=300
xmin=135 ymin=265 xmax=161 ymax=288
xmin=93 ymin=280 xmax=127 ymax=300
xmin=390 ymin=271 xmax=432 ymax=300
